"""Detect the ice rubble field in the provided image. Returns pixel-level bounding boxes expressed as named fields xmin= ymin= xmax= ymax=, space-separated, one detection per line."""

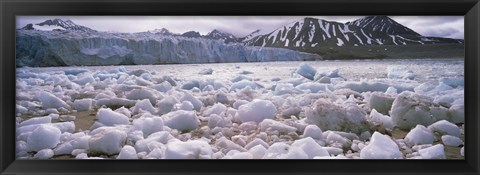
xmin=15 ymin=59 xmax=465 ymax=159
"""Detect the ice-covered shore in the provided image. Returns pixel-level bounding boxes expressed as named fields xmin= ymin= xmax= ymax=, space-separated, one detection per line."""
xmin=15 ymin=59 xmax=464 ymax=159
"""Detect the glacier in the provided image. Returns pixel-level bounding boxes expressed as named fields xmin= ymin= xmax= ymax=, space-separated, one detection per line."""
xmin=16 ymin=30 xmax=321 ymax=67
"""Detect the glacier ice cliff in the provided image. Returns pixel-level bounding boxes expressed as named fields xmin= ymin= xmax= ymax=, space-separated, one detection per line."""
xmin=16 ymin=30 xmax=322 ymax=67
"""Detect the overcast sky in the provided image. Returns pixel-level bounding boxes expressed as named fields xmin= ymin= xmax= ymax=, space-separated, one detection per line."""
xmin=17 ymin=16 xmax=464 ymax=39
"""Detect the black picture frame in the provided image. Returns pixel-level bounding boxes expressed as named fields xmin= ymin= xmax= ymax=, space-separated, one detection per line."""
xmin=1 ymin=0 xmax=479 ymax=175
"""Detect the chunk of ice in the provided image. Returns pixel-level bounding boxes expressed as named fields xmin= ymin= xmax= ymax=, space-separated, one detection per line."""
xmin=418 ymin=144 xmax=446 ymax=159
xmin=151 ymin=81 xmax=173 ymax=93
xmin=203 ymin=103 xmax=227 ymax=117
xmin=235 ymin=99 xmax=277 ymax=123
xmin=18 ymin=116 xmax=51 ymax=127
xmin=37 ymin=91 xmax=70 ymax=109
xmin=162 ymin=110 xmax=199 ymax=131
xmin=27 ymin=125 xmax=61 ymax=152
xmin=179 ymin=93 xmax=203 ymax=112
xmin=302 ymin=125 xmax=323 ymax=140
xmin=390 ymin=91 xmax=438 ymax=130
xmin=16 ymin=104 xmax=29 ymax=114
xmin=439 ymin=77 xmax=464 ymax=88
xmin=131 ymin=99 xmax=157 ymax=114
xmin=175 ymin=101 xmax=194 ymax=111
xmin=199 ymin=68 xmax=213 ymax=75
xmin=296 ymin=63 xmax=317 ymax=80
xmin=366 ymin=109 xmax=394 ymax=133
xmin=230 ymin=80 xmax=258 ymax=92
xmin=295 ymin=82 xmax=331 ymax=93
xmin=244 ymin=138 xmax=269 ymax=150
xmin=157 ymin=96 xmax=179 ymax=115
xmin=360 ymin=132 xmax=403 ymax=159
xmin=248 ymin=145 xmax=267 ymax=159
xmin=263 ymin=142 xmax=308 ymax=159
xmin=97 ymin=108 xmax=130 ymax=126
xmin=441 ymin=135 xmax=463 ymax=147
xmin=291 ymin=137 xmax=329 ymax=158
xmin=207 ymin=114 xmax=227 ymax=129
xmin=305 ymin=99 xmax=369 ymax=134
xmin=259 ymin=119 xmax=296 ymax=133
xmin=88 ymin=128 xmax=127 ymax=155
xmin=96 ymin=98 xmax=137 ymax=108
xmin=460 ymin=146 xmax=464 ymax=157
xmin=132 ymin=115 xmax=164 ymax=137
xmin=126 ymin=89 xmax=158 ymax=105
xmin=165 ymin=140 xmax=213 ymax=159
xmin=223 ymin=150 xmax=253 ymax=159
xmin=33 ymin=149 xmax=54 ymax=159
xmin=366 ymin=92 xmax=394 ymax=115
xmin=427 ymin=120 xmax=461 ymax=137
xmin=274 ymin=83 xmax=303 ymax=96
xmin=404 ymin=125 xmax=435 ymax=146
xmin=73 ymin=98 xmax=93 ymax=112
xmin=117 ymin=145 xmax=138 ymax=159
xmin=73 ymin=74 xmax=95 ymax=85
xmin=134 ymin=131 xmax=174 ymax=153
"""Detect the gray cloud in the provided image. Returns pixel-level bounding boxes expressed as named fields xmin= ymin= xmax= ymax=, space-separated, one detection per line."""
xmin=17 ymin=16 xmax=464 ymax=39
xmin=421 ymin=27 xmax=461 ymax=38
xmin=390 ymin=16 xmax=464 ymax=39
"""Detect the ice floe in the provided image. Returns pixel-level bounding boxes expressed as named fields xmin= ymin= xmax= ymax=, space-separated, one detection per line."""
xmin=15 ymin=59 xmax=464 ymax=159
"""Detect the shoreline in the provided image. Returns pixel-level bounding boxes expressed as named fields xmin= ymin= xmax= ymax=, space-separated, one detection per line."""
xmin=20 ymin=109 xmax=465 ymax=160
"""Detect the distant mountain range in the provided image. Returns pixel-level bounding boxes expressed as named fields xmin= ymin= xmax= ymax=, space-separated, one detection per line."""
xmin=20 ymin=16 xmax=463 ymax=49
xmin=16 ymin=17 xmax=465 ymax=66
xmin=21 ymin=18 xmax=97 ymax=33
xmin=245 ymin=16 xmax=463 ymax=49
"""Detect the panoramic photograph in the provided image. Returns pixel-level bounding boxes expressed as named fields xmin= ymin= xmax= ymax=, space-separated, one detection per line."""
xmin=15 ymin=16 xmax=464 ymax=159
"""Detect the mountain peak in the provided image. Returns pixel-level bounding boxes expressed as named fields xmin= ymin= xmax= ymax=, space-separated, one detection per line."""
xmin=366 ymin=15 xmax=390 ymax=19
xmin=303 ymin=17 xmax=318 ymax=21
xmin=38 ymin=18 xmax=74 ymax=27
xmin=362 ymin=16 xmax=396 ymax=24
xmin=181 ymin=31 xmax=202 ymax=38
xmin=347 ymin=16 xmax=420 ymax=36
xmin=150 ymin=28 xmax=173 ymax=35
xmin=207 ymin=29 xmax=229 ymax=36
xmin=21 ymin=23 xmax=35 ymax=30
xmin=243 ymin=16 xmax=461 ymax=48
xmin=29 ymin=18 xmax=96 ymax=32
xmin=205 ymin=29 xmax=238 ymax=43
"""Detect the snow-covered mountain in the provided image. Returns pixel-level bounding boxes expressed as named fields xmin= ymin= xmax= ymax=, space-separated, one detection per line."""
xmin=244 ymin=17 xmax=363 ymax=47
xmin=147 ymin=28 xmax=259 ymax=43
xmin=203 ymin=29 xmax=240 ymax=43
xmin=243 ymin=16 xmax=463 ymax=48
xmin=239 ymin=29 xmax=262 ymax=41
xmin=16 ymin=17 xmax=464 ymax=67
xmin=16 ymin=28 xmax=321 ymax=67
xmin=149 ymin=28 xmax=175 ymax=35
xmin=21 ymin=18 xmax=96 ymax=33
xmin=346 ymin=16 xmax=420 ymax=36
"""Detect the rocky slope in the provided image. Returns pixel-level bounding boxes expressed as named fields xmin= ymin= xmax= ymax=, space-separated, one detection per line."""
xmin=243 ymin=16 xmax=463 ymax=48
